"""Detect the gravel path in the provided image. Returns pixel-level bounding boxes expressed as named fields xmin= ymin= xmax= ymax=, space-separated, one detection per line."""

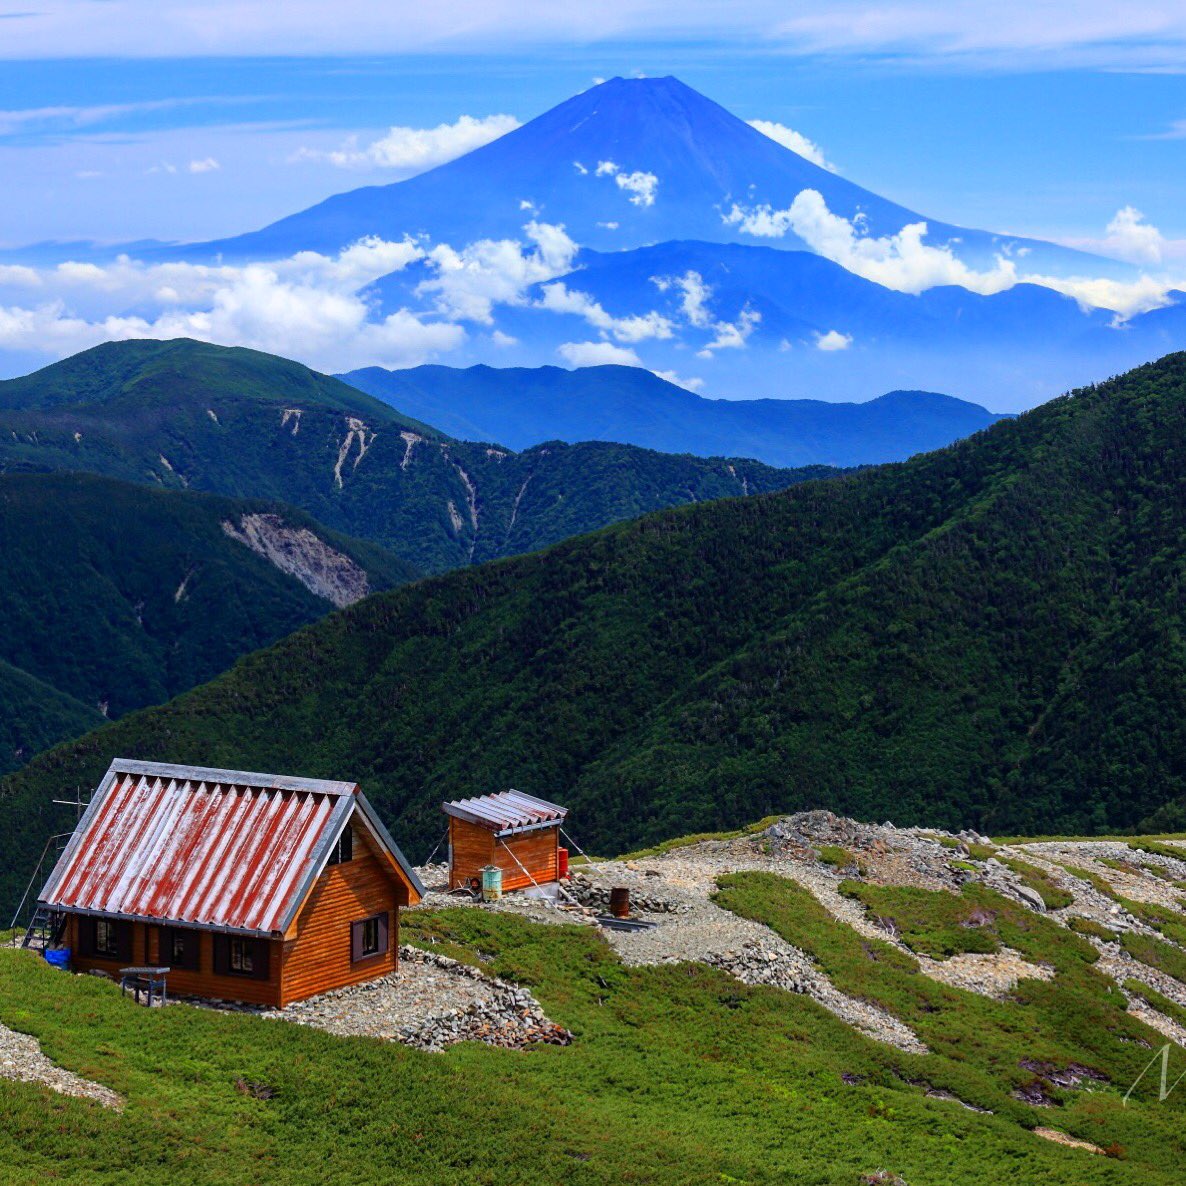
xmin=569 ymin=850 xmax=928 ymax=1053
xmin=0 ymin=1020 xmax=121 ymax=1108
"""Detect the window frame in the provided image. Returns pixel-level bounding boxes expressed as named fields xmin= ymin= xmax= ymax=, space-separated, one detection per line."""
xmin=350 ymin=911 xmax=389 ymax=964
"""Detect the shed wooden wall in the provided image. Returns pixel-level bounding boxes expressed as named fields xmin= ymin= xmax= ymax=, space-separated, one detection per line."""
xmin=449 ymin=817 xmax=494 ymax=888
xmin=64 ymin=916 xmax=283 ymax=1006
xmin=280 ymin=827 xmax=405 ymax=1006
xmin=449 ymin=818 xmax=559 ymax=891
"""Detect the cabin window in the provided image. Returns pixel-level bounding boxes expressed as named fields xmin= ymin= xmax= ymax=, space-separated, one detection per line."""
xmin=160 ymin=926 xmax=200 ymax=971
xmin=212 ymin=934 xmax=270 ymax=980
xmin=229 ymin=938 xmax=254 ymax=974
xmin=327 ymin=824 xmax=353 ymax=866
xmin=95 ymin=919 xmax=119 ymax=958
xmin=350 ymin=911 xmax=389 ymax=962
xmin=80 ymin=917 xmax=131 ymax=961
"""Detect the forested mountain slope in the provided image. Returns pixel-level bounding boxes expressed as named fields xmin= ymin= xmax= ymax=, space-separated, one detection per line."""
xmin=4 ymin=354 xmax=1186 ymax=912
xmin=0 ymin=339 xmax=827 ymax=574
xmin=0 ymin=471 xmax=413 ymax=775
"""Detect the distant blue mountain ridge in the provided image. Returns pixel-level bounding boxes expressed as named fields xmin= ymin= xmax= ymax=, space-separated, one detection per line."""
xmin=340 ymin=363 xmax=1008 ymax=468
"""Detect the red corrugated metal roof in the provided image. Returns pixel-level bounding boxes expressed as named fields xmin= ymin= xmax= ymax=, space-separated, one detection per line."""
xmin=442 ymin=789 xmax=567 ymax=836
xmin=39 ymin=759 xmax=422 ymax=935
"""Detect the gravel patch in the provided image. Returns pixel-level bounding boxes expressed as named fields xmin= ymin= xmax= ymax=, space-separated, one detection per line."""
xmin=0 ymin=1020 xmax=121 ymax=1109
xmin=259 ymin=946 xmax=570 ymax=1053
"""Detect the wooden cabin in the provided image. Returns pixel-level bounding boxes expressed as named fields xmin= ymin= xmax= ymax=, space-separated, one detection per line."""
xmin=37 ymin=758 xmax=424 ymax=1007
xmin=443 ymin=790 xmax=567 ymax=893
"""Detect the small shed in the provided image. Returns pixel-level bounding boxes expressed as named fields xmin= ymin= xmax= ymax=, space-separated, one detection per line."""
xmin=37 ymin=758 xmax=424 ymax=1006
xmin=443 ymin=790 xmax=567 ymax=893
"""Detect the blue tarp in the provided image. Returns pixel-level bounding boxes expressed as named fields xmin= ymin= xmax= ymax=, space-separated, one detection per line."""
xmin=43 ymin=947 xmax=70 ymax=970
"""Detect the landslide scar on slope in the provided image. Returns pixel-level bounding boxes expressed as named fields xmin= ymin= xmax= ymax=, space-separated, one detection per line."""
xmin=221 ymin=513 xmax=370 ymax=608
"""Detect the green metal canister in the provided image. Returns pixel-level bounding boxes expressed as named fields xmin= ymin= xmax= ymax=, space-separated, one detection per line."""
xmin=480 ymin=864 xmax=503 ymax=902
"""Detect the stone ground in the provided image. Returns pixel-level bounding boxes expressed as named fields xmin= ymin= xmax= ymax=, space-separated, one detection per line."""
xmin=258 ymin=946 xmax=571 ymax=1052
xmin=0 ymin=1019 xmax=121 ymax=1108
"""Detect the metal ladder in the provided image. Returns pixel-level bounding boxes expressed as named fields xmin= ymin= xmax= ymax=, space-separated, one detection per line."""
xmin=21 ymin=904 xmax=64 ymax=951
xmin=9 ymin=831 xmax=72 ymax=948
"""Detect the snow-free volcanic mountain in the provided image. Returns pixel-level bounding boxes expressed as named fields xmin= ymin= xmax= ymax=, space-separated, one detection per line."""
xmin=191 ymin=76 xmax=1121 ymax=279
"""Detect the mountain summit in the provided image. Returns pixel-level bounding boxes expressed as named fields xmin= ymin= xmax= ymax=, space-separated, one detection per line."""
xmin=193 ymin=76 xmax=1116 ymax=277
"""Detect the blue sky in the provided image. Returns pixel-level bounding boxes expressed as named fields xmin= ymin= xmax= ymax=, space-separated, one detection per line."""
xmin=1 ymin=11 xmax=1184 ymax=249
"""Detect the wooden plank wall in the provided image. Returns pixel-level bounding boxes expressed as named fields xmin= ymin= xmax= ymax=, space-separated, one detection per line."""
xmin=498 ymin=827 xmax=559 ymax=891
xmin=449 ymin=817 xmax=494 ymax=888
xmin=64 ymin=916 xmax=283 ymax=1006
xmin=280 ymin=828 xmax=400 ymax=1006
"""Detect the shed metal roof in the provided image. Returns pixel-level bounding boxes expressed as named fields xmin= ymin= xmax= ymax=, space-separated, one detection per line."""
xmin=39 ymin=758 xmax=423 ymax=935
xmin=442 ymin=789 xmax=567 ymax=837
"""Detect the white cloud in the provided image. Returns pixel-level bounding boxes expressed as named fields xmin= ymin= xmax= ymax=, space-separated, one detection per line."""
xmin=1101 ymin=206 xmax=1164 ymax=265
xmin=491 ymin=329 xmax=517 ymax=347
xmin=0 ymin=236 xmax=464 ymax=372
xmin=1059 ymin=205 xmax=1186 ymax=267
xmin=652 ymin=270 xmax=713 ymax=327
xmin=594 ymin=159 xmax=659 ymax=207
xmin=650 ymin=270 xmax=762 ymax=357
xmin=696 ymin=308 xmax=761 ymax=357
xmin=536 ymin=282 xmax=674 ymax=342
xmin=187 ymin=156 xmax=221 ymax=174
xmin=0 ymin=98 xmax=202 ymax=135
xmin=652 ymin=369 xmax=704 ymax=392
xmin=747 ymin=119 xmax=836 ymax=172
xmin=722 ymin=189 xmax=1186 ymax=318
xmin=293 ymin=114 xmax=519 ymax=175
xmin=815 ymin=329 xmax=852 ymax=350
xmin=417 ymin=220 xmax=578 ymax=324
xmin=557 ymin=340 xmax=642 ymax=367
xmin=723 ymin=189 xmax=1020 ymax=295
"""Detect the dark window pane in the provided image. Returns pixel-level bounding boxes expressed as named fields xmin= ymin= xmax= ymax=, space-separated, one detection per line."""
xmin=362 ymin=916 xmax=379 ymax=955
xmin=327 ymin=825 xmax=353 ymax=866
xmin=95 ymin=919 xmax=118 ymax=957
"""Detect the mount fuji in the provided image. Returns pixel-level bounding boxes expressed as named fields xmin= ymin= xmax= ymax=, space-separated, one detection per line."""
xmin=192 ymin=75 xmax=1121 ymax=280
xmin=3 ymin=75 xmax=1178 ymax=410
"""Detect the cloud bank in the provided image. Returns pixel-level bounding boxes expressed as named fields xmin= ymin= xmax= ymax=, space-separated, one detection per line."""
xmin=2 ymin=2 xmax=1185 ymax=69
xmin=724 ymin=189 xmax=1185 ymax=316
xmin=294 ymin=114 xmax=520 ymax=175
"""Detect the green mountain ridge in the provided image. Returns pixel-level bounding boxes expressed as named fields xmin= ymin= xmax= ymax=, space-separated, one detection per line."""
xmin=4 ymin=353 xmax=1186 ymax=913
xmin=0 ymin=338 xmax=832 ymax=575
xmin=0 ymin=470 xmax=415 ymax=776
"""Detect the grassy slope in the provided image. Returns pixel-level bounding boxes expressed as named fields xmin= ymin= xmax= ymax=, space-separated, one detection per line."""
xmin=4 ymin=355 xmax=1186 ymax=910
xmin=0 ymin=470 xmax=415 ymax=773
xmin=2 ymin=892 xmax=1183 ymax=1185
xmin=0 ymin=338 xmax=827 ymax=575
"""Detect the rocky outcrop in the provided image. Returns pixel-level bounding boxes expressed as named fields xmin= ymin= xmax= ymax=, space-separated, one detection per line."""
xmin=221 ymin=513 xmax=370 ymax=608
